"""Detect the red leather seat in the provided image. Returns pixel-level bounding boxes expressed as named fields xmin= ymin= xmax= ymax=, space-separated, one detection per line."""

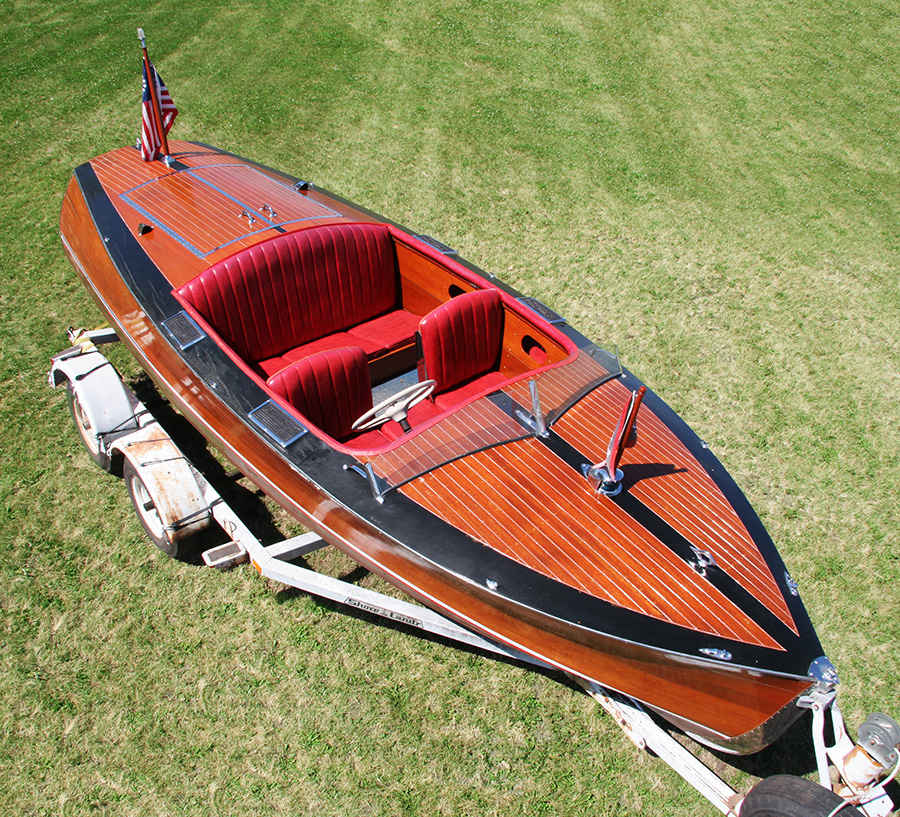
xmin=418 ymin=288 xmax=507 ymax=409
xmin=266 ymin=347 xmax=387 ymax=447
xmin=176 ymin=223 xmax=419 ymax=377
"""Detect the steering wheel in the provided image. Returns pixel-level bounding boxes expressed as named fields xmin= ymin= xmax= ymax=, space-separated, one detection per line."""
xmin=352 ymin=380 xmax=436 ymax=433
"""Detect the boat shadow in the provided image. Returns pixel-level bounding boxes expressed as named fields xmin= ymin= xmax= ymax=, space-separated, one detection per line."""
xmin=131 ymin=371 xmax=575 ymax=690
xmin=698 ymin=712 xmax=818 ymax=779
xmin=271 ymin=559 xmax=850 ymax=795
xmin=274 ymin=575 xmax=834 ymax=789
xmin=272 ymin=566 xmax=576 ymax=686
xmin=622 ymin=462 xmax=688 ymax=487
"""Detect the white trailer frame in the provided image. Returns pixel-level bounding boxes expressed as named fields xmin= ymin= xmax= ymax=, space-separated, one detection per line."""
xmin=50 ymin=329 xmax=897 ymax=817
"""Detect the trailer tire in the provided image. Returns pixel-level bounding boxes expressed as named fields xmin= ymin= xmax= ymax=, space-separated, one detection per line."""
xmin=124 ymin=459 xmax=189 ymax=559
xmin=741 ymin=775 xmax=863 ymax=817
xmin=67 ymin=382 xmax=120 ymax=474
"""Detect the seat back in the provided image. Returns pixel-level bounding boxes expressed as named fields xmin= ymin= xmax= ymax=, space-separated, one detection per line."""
xmin=418 ymin=288 xmax=503 ymax=394
xmin=177 ymin=223 xmax=399 ymax=363
xmin=266 ymin=347 xmax=372 ymax=441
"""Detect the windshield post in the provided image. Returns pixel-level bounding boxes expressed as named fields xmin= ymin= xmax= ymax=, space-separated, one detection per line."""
xmin=529 ymin=380 xmax=548 ymax=438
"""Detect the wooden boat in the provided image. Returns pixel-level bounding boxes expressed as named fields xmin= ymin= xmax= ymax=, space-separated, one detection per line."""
xmin=59 ymin=139 xmax=833 ymax=755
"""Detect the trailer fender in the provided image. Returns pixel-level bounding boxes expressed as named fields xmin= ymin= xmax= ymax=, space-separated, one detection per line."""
xmin=111 ymin=425 xmax=213 ymax=548
xmin=49 ymin=347 xmax=139 ymax=443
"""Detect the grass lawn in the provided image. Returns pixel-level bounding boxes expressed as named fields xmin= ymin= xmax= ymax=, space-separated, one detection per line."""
xmin=2 ymin=1 xmax=899 ymax=814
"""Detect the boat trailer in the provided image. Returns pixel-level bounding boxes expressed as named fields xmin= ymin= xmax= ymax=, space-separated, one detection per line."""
xmin=49 ymin=328 xmax=899 ymax=817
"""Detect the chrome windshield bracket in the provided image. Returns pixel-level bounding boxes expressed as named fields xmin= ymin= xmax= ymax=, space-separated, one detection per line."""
xmin=344 ymin=462 xmax=389 ymax=503
xmin=528 ymin=380 xmax=548 ymax=437
xmin=514 ymin=380 xmax=549 ymax=437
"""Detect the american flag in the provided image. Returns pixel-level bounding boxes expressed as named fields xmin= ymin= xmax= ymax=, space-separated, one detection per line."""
xmin=139 ymin=61 xmax=177 ymax=161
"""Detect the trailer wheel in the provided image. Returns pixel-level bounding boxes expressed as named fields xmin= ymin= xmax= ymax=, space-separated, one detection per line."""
xmin=124 ymin=459 xmax=188 ymax=559
xmin=67 ymin=382 xmax=119 ymax=474
xmin=741 ymin=775 xmax=863 ymax=817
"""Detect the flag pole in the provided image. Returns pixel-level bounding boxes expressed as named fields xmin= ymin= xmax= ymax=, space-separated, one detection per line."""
xmin=137 ymin=27 xmax=171 ymax=161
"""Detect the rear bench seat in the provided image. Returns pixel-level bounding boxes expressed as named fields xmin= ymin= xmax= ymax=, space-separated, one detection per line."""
xmin=175 ymin=222 xmax=420 ymax=378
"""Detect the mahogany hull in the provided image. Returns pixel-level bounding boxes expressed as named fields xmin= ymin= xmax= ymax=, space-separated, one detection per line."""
xmin=59 ymin=142 xmax=828 ymax=753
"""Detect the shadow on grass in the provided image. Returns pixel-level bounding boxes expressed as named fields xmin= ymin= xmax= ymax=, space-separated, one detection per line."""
xmin=707 ymin=713 xmax=818 ymax=779
xmin=272 ymin=572 xmax=836 ymax=793
xmin=271 ymin=578 xmax=575 ymax=689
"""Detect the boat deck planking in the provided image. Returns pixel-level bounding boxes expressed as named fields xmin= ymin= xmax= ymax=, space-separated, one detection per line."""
xmin=401 ymin=438 xmax=781 ymax=647
xmin=554 ymin=381 xmax=796 ymax=632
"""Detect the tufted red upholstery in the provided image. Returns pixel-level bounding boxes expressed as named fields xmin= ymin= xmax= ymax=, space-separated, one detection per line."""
xmin=176 ymin=223 xmax=419 ymax=374
xmin=267 ymin=347 xmax=375 ymax=443
xmin=418 ymin=288 xmax=505 ymax=401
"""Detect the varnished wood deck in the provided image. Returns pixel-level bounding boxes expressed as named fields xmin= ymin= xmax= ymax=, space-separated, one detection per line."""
xmin=60 ymin=145 xmax=818 ymax=748
xmin=89 ymin=142 xmax=366 ymax=289
xmin=81 ymin=144 xmax=797 ymax=646
xmin=401 ymin=437 xmax=782 ymax=648
xmin=553 ymin=379 xmax=796 ymax=633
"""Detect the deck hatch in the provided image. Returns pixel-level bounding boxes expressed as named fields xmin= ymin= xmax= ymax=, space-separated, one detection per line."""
xmin=248 ymin=401 xmax=308 ymax=447
xmin=162 ymin=311 xmax=206 ymax=350
xmin=120 ymin=164 xmax=343 ymax=257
